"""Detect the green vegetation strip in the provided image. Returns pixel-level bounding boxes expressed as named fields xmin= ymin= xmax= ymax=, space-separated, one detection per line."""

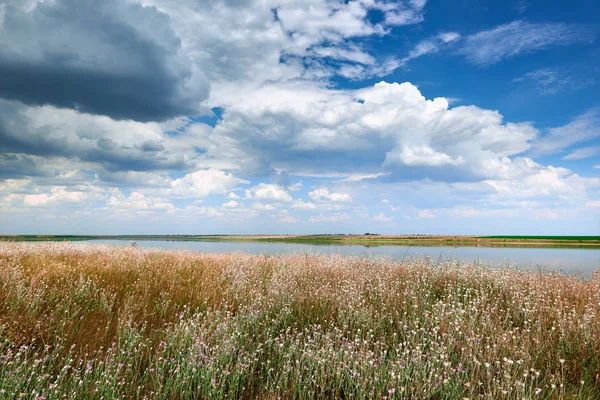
xmin=482 ymin=236 xmax=600 ymax=241
xmin=2 ymin=234 xmax=600 ymax=248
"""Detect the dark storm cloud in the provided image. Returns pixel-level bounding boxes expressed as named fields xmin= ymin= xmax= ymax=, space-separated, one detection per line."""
xmin=0 ymin=0 xmax=209 ymax=121
xmin=0 ymin=101 xmax=189 ymax=175
xmin=139 ymin=140 xmax=166 ymax=152
xmin=0 ymin=153 xmax=60 ymax=179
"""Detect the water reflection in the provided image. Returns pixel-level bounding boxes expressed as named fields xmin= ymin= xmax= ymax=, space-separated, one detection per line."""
xmin=89 ymin=240 xmax=600 ymax=277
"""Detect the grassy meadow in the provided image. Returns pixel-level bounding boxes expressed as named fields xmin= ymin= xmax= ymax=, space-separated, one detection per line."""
xmin=0 ymin=243 xmax=599 ymax=399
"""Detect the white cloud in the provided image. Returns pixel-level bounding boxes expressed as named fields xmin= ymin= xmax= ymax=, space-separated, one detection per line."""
xmin=416 ymin=209 xmax=435 ymax=219
xmin=585 ymin=201 xmax=600 ymax=207
xmin=23 ymin=186 xmax=87 ymax=206
xmin=439 ymin=32 xmax=461 ymax=43
xmin=383 ymin=0 xmax=428 ymax=26
xmin=246 ymin=183 xmax=292 ymax=202
xmin=534 ymin=107 xmax=600 ymax=156
xmin=459 ymin=21 xmax=596 ymax=66
xmin=288 ymin=181 xmax=303 ymax=191
xmin=373 ymin=212 xmax=391 ymax=222
xmin=140 ymin=0 xmax=428 ymax=102
xmin=308 ymin=213 xmax=349 ymax=222
xmin=514 ymin=0 xmax=528 ymax=14
xmin=0 ymin=179 xmax=30 ymax=194
xmin=483 ymin=159 xmax=600 ymax=200
xmin=344 ymin=31 xmax=461 ymax=77
xmin=199 ymin=207 xmax=224 ymax=218
xmin=448 ymin=206 xmax=518 ymax=218
xmin=292 ymin=199 xmax=317 ymax=209
xmin=513 ymin=68 xmax=595 ymax=95
xmin=1 ymin=78 xmax=542 ymax=191
xmin=387 ymin=145 xmax=464 ymax=167
xmin=252 ymin=202 xmax=276 ymax=211
xmin=108 ymin=191 xmax=174 ymax=211
xmin=309 ymin=187 xmax=352 ymax=202
xmin=170 ymin=169 xmax=248 ymax=198
xmin=340 ymin=173 xmax=388 ymax=182
xmin=279 ymin=213 xmax=299 ymax=223
xmin=399 ymin=32 xmax=461 ymax=66
xmin=562 ymin=146 xmax=600 ymax=161
xmin=23 ymin=193 xmax=52 ymax=206
xmin=0 ymin=100 xmax=192 ymax=176
xmin=3 ymin=1 xmax=599 ymax=234
xmin=214 ymin=81 xmax=538 ymax=179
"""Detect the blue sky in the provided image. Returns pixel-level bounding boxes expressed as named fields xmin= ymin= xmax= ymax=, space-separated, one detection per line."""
xmin=0 ymin=0 xmax=599 ymax=235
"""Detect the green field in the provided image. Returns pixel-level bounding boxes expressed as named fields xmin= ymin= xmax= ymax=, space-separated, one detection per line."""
xmin=482 ymin=236 xmax=600 ymax=241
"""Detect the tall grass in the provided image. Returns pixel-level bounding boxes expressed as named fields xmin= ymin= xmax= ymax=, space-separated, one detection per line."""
xmin=0 ymin=242 xmax=599 ymax=399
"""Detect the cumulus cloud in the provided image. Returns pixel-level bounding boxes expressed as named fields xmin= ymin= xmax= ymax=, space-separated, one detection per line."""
xmin=0 ymin=0 xmax=209 ymax=121
xmin=108 ymin=191 xmax=174 ymax=211
xmin=373 ymin=212 xmax=391 ymax=222
xmin=459 ymin=21 xmax=596 ymax=66
xmin=140 ymin=0 xmax=428 ymax=103
xmin=23 ymin=193 xmax=51 ymax=206
xmin=483 ymin=158 xmax=600 ymax=200
xmin=252 ymin=202 xmax=276 ymax=211
xmin=292 ymin=199 xmax=317 ymax=209
xmin=1 ymin=0 xmax=597 ymax=233
xmin=170 ymin=169 xmax=248 ymax=198
xmin=279 ymin=211 xmax=299 ymax=223
xmin=0 ymin=100 xmax=195 ymax=177
xmin=22 ymin=186 xmax=88 ymax=206
xmin=247 ymin=183 xmax=292 ymax=202
xmin=222 ymin=200 xmax=240 ymax=208
xmin=213 ymin=81 xmax=538 ymax=180
xmin=0 ymin=178 xmax=30 ymax=194
xmin=309 ymin=188 xmax=352 ymax=202
xmin=416 ymin=209 xmax=435 ymax=219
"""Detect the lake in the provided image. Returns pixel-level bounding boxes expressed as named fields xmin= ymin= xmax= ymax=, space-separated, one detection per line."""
xmin=89 ymin=240 xmax=600 ymax=277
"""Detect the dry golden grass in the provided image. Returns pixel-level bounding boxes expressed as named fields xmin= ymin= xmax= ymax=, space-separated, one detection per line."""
xmin=0 ymin=242 xmax=599 ymax=399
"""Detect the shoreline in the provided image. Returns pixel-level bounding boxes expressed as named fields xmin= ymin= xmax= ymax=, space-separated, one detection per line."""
xmin=2 ymin=234 xmax=600 ymax=249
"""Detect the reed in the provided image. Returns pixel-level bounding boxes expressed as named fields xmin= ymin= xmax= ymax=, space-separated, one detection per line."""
xmin=0 ymin=242 xmax=598 ymax=399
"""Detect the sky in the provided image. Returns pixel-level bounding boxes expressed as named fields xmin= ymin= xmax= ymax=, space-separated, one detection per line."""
xmin=0 ymin=0 xmax=599 ymax=235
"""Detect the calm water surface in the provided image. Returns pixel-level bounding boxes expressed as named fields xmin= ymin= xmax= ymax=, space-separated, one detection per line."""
xmin=89 ymin=240 xmax=600 ymax=277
